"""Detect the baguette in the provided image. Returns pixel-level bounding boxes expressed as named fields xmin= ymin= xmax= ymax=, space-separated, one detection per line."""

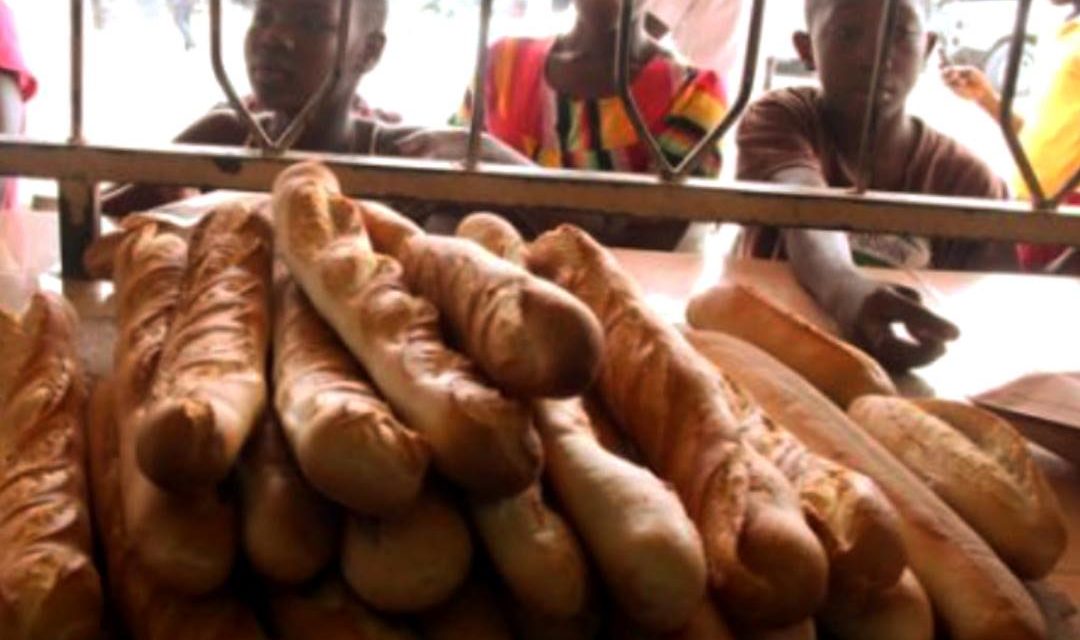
xmin=356 ymin=199 xmax=424 ymax=257
xmin=456 ymin=212 xmax=529 ymax=266
xmin=0 ymin=293 xmax=103 ymax=640
xmin=687 ymin=283 xmax=895 ymax=407
xmin=848 ymin=395 xmax=1066 ymax=579
xmin=606 ymin=600 xmax=736 ymax=640
xmin=469 ymin=484 xmax=590 ymax=619
xmin=393 ymin=231 xmax=604 ymax=398
xmin=684 ymin=328 xmax=1046 ymax=640
xmin=273 ymin=275 xmax=429 ymax=516
xmin=715 ymin=371 xmax=906 ymax=598
xmin=529 ymin=226 xmax=827 ymax=628
xmin=534 ymin=398 xmax=707 ymax=632
xmin=743 ymin=620 xmax=817 ymax=640
xmin=238 ymin=414 xmax=340 ymax=584
xmin=269 ymin=577 xmax=418 ymax=640
xmin=341 ymin=487 xmax=472 ymax=613
xmin=112 ymin=223 xmax=238 ymax=595
xmin=135 ymin=204 xmax=271 ymax=491
xmin=819 ymin=569 xmax=933 ymax=640
xmin=86 ymin=379 xmax=266 ymax=640
xmin=273 ymin=162 xmax=542 ymax=498
xmin=420 ymin=579 xmax=515 ymax=640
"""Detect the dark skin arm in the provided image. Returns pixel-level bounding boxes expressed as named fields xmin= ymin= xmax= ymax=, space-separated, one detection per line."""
xmin=773 ymin=166 xmax=960 ymax=371
xmin=100 ymin=110 xmax=248 ymax=216
xmin=0 ymin=72 xmax=24 ymax=207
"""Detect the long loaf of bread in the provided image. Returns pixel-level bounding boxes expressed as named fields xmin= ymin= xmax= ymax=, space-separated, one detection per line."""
xmin=528 ymin=226 xmax=827 ymax=628
xmin=420 ymin=579 xmax=515 ymax=640
xmin=687 ymin=284 xmax=895 ymax=407
xmin=818 ymin=568 xmax=933 ymax=640
xmin=533 ymin=398 xmax=706 ymax=632
xmin=272 ymin=162 xmax=541 ymax=498
xmin=341 ymin=488 xmax=473 ymax=613
xmin=393 ymin=230 xmax=604 ymax=398
xmin=238 ymin=414 xmax=340 ymax=584
xmin=712 ymin=367 xmax=906 ymax=599
xmin=0 ymin=293 xmax=103 ymax=640
xmin=135 ymin=204 xmax=272 ymax=491
xmin=684 ymin=328 xmax=1046 ymax=640
xmin=469 ymin=484 xmax=590 ymax=619
xmin=112 ymin=223 xmax=237 ymax=596
xmin=456 ymin=213 xmax=530 ymax=266
xmin=269 ymin=577 xmax=418 ymax=640
xmin=273 ymin=275 xmax=429 ymax=516
xmin=848 ymin=395 xmax=1066 ymax=579
xmin=86 ymin=379 xmax=266 ymax=640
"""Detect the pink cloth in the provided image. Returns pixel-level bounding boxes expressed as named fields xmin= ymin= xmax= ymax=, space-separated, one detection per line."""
xmin=0 ymin=1 xmax=35 ymax=213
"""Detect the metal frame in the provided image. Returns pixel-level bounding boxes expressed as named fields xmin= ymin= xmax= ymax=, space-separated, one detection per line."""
xmin=0 ymin=0 xmax=1075 ymax=278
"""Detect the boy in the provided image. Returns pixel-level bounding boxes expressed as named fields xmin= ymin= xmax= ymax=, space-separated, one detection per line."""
xmin=736 ymin=0 xmax=1013 ymax=371
xmin=104 ymin=0 xmax=523 ymax=216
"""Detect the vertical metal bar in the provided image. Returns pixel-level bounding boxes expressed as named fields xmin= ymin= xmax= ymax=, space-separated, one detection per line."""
xmin=210 ymin=0 xmax=273 ymax=149
xmin=673 ymin=0 xmax=767 ymax=177
xmin=999 ymin=0 xmax=1048 ymax=207
xmin=854 ymin=0 xmax=901 ymax=194
xmin=616 ymin=0 xmax=674 ymax=177
xmin=61 ymin=0 xmax=96 ymax=279
xmin=59 ymin=179 xmax=98 ymax=279
xmin=466 ymin=0 xmax=494 ymax=169
xmin=70 ymin=0 xmax=84 ymax=144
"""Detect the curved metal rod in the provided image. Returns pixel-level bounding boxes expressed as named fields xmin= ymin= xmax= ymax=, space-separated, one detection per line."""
xmin=673 ymin=0 xmax=767 ymax=178
xmin=466 ymin=0 xmax=495 ymax=169
xmin=209 ymin=0 xmax=352 ymax=153
xmin=616 ymin=0 xmax=673 ymax=178
xmin=853 ymin=0 xmax=901 ymax=194
xmin=1054 ymin=167 xmax=1080 ymax=206
xmin=999 ymin=0 xmax=1050 ymax=207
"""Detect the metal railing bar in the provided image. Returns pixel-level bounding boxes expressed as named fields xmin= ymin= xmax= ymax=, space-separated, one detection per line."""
xmin=854 ymin=0 xmax=901 ymax=194
xmin=70 ymin=0 xmax=84 ymax=145
xmin=209 ymin=0 xmax=273 ymax=149
xmin=208 ymin=0 xmax=353 ymax=153
xmin=4 ymin=138 xmax=1079 ymax=246
xmin=672 ymin=0 xmax=767 ymax=178
xmin=1053 ymin=167 xmax=1080 ymax=206
xmin=999 ymin=0 xmax=1049 ymax=207
xmin=465 ymin=0 xmax=494 ymax=170
xmin=616 ymin=0 xmax=673 ymax=177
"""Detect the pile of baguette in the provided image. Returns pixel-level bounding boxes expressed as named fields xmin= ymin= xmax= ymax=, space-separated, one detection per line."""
xmin=0 ymin=160 xmax=1069 ymax=640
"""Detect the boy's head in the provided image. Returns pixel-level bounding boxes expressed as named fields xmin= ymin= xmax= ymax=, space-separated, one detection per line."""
xmin=245 ymin=0 xmax=387 ymax=116
xmin=794 ymin=0 xmax=936 ymax=125
xmin=573 ymin=0 xmax=644 ymax=30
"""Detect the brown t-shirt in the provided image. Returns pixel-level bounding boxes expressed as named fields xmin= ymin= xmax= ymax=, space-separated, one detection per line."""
xmin=736 ymin=87 xmax=1010 ymax=270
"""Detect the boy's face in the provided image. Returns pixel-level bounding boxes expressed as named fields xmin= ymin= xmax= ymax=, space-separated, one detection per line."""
xmin=796 ymin=0 xmax=934 ymax=125
xmin=245 ymin=0 xmax=383 ymax=115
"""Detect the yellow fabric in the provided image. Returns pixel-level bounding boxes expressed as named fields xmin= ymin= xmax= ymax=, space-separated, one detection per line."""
xmin=1013 ymin=19 xmax=1080 ymax=200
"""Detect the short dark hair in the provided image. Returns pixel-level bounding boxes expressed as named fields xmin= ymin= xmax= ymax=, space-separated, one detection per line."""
xmin=805 ymin=0 xmax=932 ymax=27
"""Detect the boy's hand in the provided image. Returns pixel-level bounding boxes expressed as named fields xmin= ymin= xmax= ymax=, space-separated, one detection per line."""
xmin=836 ymin=279 xmax=960 ymax=372
xmin=940 ymin=65 xmax=995 ymax=105
xmin=395 ymin=129 xmax=533 ymax=166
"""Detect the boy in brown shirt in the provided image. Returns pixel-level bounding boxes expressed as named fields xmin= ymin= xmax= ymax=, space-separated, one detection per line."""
xmin=736 ymin=0 xmax=1013 ymax=371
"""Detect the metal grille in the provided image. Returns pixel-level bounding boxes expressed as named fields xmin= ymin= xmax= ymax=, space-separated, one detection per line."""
xmin=0 ymin=0 xmax=1076 ymax=278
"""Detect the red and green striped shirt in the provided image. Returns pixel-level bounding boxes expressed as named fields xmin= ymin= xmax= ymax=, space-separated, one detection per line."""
xmin=454 ymin=37 xmax=728 ymax=177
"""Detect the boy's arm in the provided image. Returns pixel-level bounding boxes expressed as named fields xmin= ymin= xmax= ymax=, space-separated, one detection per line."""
xmin=101 ymin=110 xmax=246 ymax=216
xmin=772 ymin=167 xmax=959 ymax=371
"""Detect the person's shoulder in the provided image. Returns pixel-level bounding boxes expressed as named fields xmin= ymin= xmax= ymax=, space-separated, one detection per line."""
xmin=916 ymin=119 xmax=1006 ymax=199
xmin=174 ymin=109 xmax=250 ymax=146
